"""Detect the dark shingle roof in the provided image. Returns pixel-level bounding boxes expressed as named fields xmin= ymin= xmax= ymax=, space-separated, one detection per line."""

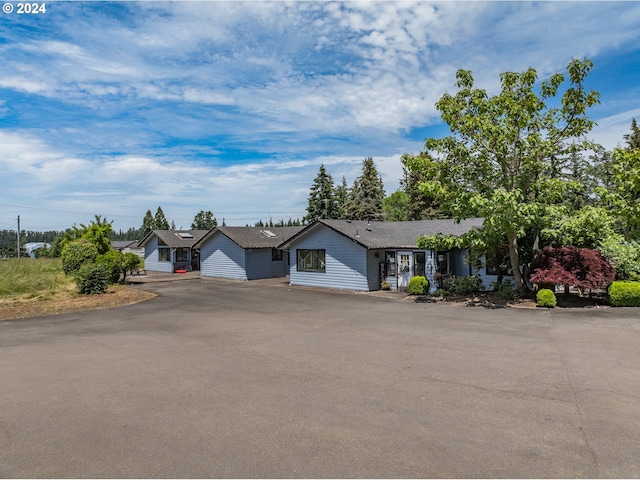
xmin=194 ymin=226 xmax=304 ymax=249
xmin=111 ymin=240 xmax=139 ymax=249
xmin=139 ymin=230 xmax=209 ymax=248
xmin=279 ymin=218 xmax=484 ymax=250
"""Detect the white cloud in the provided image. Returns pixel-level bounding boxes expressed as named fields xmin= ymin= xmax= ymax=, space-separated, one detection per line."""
xmin=1 ymin=1 xmax=640 ymax=231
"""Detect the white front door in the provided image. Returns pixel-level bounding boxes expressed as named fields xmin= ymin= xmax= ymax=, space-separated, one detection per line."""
xmin=397 ymin=251 xmax=413 ymax=291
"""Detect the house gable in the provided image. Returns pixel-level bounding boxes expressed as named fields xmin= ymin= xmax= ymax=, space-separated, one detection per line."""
xmin=288 ymin=224 xmax=369 ymax=291
xmin=200 ymin=230 xmax=247 ymax=280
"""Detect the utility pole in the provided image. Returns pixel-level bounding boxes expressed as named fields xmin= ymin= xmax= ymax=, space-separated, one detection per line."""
xmin=17 ymin=215 xmax=20 ymax=259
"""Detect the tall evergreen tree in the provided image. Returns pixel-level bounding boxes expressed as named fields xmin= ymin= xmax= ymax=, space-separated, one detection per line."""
xmin=399 ymin=162 xmax=444 ymax=220
xmin=624 ymin=118 xmax=640 ymax=150
xmin=141 ymin=209 xmax=154 ymax=236
xmin=334 ymin=176 xmax=349 ymax=219
xmin=344 ymin=157 xmax=385 ymax=220
xmin=303 ymin=164 xmax=340 ymax=223
xmin=154 ymin=207 xmax=170 ymax=230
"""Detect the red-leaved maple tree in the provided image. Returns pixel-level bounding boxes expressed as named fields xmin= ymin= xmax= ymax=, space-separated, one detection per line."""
xmin=529 ymin=246 xmax=615 ymax=290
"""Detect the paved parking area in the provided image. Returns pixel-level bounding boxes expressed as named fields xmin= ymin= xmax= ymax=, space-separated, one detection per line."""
xmin=0 ymin=278 xmax=639 ymax=478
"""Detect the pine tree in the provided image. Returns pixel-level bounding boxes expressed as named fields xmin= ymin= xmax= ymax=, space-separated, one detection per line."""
xmin=334 ymin=176 xmax=349 ymax=219
xmin=303 ymin=164 xmax=340 ymax=224
xmin=624 ymin=118 xmax=640 ymax=150
xmin=399 ymin=162 xmax=444 ymax=220
xmin=154 ymin=207 xmax=170 ymax=230
xmin=344 ymin=157 xmax=385 ymax=220
xmin=141 ymin=210 xmax=154 ymax=236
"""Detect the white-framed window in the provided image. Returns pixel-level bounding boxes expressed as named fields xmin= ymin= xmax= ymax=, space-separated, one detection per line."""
xmin=297 ymin=249 xmax=326 ymax=272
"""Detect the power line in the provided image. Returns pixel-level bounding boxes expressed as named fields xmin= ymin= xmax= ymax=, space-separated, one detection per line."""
xmin=0 ymin=203 xmax=142 ymax=219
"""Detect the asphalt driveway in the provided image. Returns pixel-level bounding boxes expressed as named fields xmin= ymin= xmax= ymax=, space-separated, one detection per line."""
xmin=1 ymin=278 xmax=639 ymax=478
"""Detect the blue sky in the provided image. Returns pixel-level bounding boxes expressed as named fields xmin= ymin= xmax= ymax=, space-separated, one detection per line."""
xmin=1 ymin=1 xmax=640 ymax=232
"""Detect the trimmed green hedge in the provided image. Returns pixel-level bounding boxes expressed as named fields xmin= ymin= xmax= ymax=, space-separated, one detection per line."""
xmin=408 ymin=276 xmax=429 ymax=295
xmin=536 ymin=288 xmax=557 ymax=308
xmin=609 ymin=281 xmax=640 ymax=307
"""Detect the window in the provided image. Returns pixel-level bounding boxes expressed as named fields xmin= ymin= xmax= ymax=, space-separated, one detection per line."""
xmin=297 ymin=249 xmax=325 ymax=272
xmin=272 ymin=248 xmax=283 ymax=261
xmin=158 ymin=247 xmax=170 ymax=262
xmin=385 ymin=251 xmax=396 ymax=276
xmin=175 ymin=232 xmax=193 ymax=239
xmin=175 ymin=248 xmax=189 ymax=262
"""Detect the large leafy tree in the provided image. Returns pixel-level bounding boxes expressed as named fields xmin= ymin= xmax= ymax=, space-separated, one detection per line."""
xmin=303 ymin=164 xmax=341 ymax=223
xmin=191 ymin=210 xmax=217 ymax=230
xmin=382 ymin=191 xmax=410 ymax=221
xmin=600 ymin=120 xmax=640 ymax=240
xmin=344 ymin=157 xmax=385 ymax=220
xmin=79 ymin=214 xmax=114 ymax=255
xmin=405 ymin=59 xmax=600 ymax=293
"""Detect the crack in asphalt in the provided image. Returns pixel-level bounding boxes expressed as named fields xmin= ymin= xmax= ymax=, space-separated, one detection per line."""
xmin=548 ymin=310 xmax=602 ymax=477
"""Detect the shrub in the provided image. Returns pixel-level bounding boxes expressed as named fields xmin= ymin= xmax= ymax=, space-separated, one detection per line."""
xmin=122 ymin=252 xmax=142 ymax=278
xmin=96 ymin=250 xmax=124 ymax=284
xmin=447 ymin=275 xmax=483 ymax=295
xmin=61 ymin=239 xmax=99 ymax=275
xmin=536 ymin=288 xmax=557 ymax=308
xmin=492 ymin=279 xmax=517 ymax=300
xmin=408 ymin=276 xmax=429 ymax=295
xmin=598 ymin=236 xmax=640 ymax=281
xmin=76 ymin=263 xmax=110 ymax=295
xmin=609 ymin=281 xmax=640 ymax=307
xmin=380 ymin=281 xmax=391 ymax=291
xmin=530 ymin=246 xmax=615 ymax=291
xmin=433 ymin=288 xmax=447 ymax=298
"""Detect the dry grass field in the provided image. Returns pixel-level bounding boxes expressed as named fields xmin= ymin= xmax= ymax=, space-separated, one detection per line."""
xmin=0 ymin=258 xmax=155 ymax=321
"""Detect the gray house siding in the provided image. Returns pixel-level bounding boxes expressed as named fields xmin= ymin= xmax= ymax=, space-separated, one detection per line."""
xmin=270 ymin=250 xmax=288 ymax=278
xmin=144 ymin=237 xmax=173 ymax=273
xmin=246 ymin=249 xmax=285 ymax=280
xmin=289 ymin=227 xmax=369 ymax=291
xmin=200 ymin=233 xmax=247 ymax=280
xmin=366 ymin=249 xmax=385 ymax=291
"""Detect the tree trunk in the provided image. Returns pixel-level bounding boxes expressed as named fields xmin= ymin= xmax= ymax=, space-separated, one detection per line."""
xmin=507 ymin=232 xmax=526 ymax=294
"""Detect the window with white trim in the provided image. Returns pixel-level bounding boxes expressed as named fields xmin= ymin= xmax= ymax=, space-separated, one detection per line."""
xmin=297 ymin=249 xmax=326 ymax=272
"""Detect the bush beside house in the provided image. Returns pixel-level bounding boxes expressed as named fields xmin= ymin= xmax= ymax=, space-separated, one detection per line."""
xmin=408 ymin=276 xmax=429 ymax=295
xmin=609 ymin=281 xmax=640 ymax=307
xmin=536 ymin=289 xmax=557 ymax=308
